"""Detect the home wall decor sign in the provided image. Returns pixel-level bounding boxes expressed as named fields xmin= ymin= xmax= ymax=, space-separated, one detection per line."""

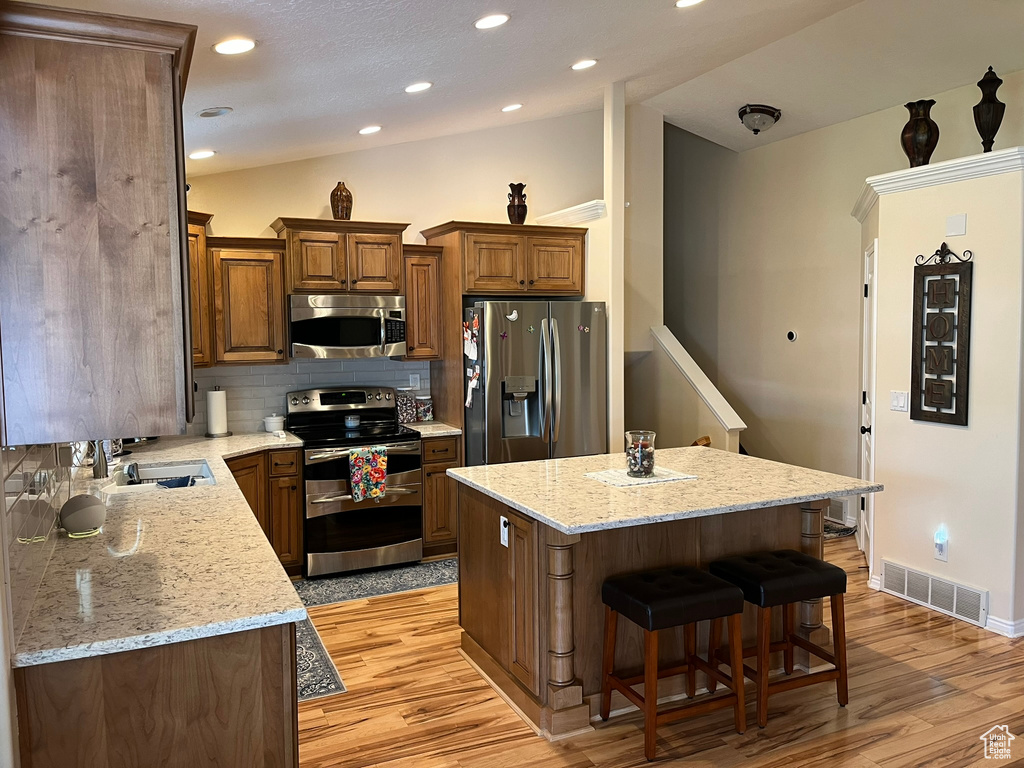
xmin=910 ymin=243 xmax=973 ymax=426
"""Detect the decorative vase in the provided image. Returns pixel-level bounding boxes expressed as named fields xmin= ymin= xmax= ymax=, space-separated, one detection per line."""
xmin=973 ymin=67 xmax=1005 ymax=153
xmin=330 ymin=181 xmax=353 ymax=220
xmin=900 ymin=100 xmax=939 ymax=168
xmin=507 ymin=182 xmax=527 ymax=225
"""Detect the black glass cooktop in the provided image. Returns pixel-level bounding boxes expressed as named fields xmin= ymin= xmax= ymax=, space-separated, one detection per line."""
xmin=288 ymin=422 xmax=420 ymax=449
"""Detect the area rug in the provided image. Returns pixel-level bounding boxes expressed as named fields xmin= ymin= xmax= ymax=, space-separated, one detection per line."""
xmin=824 ymin=520 xmax=857 ymax=540
xmin=293 ymin=557 xmax=459 ymax=702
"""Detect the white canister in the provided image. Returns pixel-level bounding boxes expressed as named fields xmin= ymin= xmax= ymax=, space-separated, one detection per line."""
xmin=264 ymin=413 xmax=285 ymax=433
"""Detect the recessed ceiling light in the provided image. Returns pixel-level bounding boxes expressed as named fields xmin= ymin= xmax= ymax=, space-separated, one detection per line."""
xmin=502 ymin=104 xmax=523 ymax=112
xmin=188 ymin=150 xmax=216 ymax=160
xmin=675 ymin=0 xmax=705 ymax=7
xmin=197 ymin=106 xmax=233 ymax=118
xmin=213 ymin=38 xmax=256 ymax=55
xmin=405 ymin=82 xmax=432 ymax=93
xmin=571 ymin=59 xmax=597 ymax=71
xmin=474 ymin=13 xmax=509 ymax=29
xmin=359 ymin=125 xmax=382 ymax=135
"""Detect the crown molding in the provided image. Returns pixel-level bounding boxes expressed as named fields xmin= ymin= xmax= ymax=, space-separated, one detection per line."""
xmin=852 ymin=147 xmax=1024 ymax=222
xmin=535 ymin=199 xmax=606 ymax=226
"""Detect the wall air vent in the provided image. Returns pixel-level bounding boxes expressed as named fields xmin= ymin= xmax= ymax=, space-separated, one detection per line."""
xmin=880 ymin=559 xmax=987 ymax=627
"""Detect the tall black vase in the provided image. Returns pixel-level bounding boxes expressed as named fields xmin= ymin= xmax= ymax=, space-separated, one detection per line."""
xmin=507 ymin=182 xmax=527 ymax=225
xmin=974 ymin=67 xmax=1005 ymax=153
xmin=900 ymin=99 xmax=939 ymax=168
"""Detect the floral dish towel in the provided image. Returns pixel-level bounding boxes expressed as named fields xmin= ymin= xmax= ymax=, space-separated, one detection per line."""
xmin=349 ymin=445 xmax=388 ymax=502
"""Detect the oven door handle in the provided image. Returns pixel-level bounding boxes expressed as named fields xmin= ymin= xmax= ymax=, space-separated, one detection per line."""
xmin=310 ymin=487 xmax=418 ymax=504
xmin=306 ymin=444 xmax=421 ymax=462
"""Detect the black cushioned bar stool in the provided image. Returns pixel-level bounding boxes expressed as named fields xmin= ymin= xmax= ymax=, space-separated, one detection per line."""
xmin=709 ymin=549 xmax=849 ymax=728
xmin=600 ymin=566 xmax=747 ymax=761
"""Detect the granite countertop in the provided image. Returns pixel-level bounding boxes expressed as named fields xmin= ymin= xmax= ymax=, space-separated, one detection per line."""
xmin=406 ymin=421 xmax=462 ymax=438
xmin=12 ymin=433 xmax=307 ymax=668
xmin=448 ymin=447 xmax=883 ymax=535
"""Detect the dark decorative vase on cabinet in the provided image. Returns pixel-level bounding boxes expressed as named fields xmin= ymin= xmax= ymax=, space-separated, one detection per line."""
xmin=330 ymin=181 xmax=353 ymax=220
xmin=901 ymin=99 xmax=939 ymax=168
xmin=507 ymin=182 xmax=527 ymax=225
xmin=974 ymin=67 xmax=1005 ymax=153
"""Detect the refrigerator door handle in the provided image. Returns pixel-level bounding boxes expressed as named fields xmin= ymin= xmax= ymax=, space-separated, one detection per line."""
xmin=540 ymin=318 xmax=551 ymax=441
xmin=552 ymin=318 xmax=562 ymax=444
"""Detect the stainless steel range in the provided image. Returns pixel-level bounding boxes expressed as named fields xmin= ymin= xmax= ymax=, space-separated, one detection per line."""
xmin=286 ymin=386 xmax=422 ymax=577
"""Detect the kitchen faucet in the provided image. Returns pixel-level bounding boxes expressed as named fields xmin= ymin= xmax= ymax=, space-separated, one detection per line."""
xmin=91 ymin=440 xmax=109 ymax=479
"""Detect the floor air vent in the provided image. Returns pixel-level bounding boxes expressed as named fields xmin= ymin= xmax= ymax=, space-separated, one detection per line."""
xmin=880 ymin=560 xmax=987 ymax=627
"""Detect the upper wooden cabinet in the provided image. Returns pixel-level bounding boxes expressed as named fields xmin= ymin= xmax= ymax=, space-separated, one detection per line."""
xmin=188 ymin=212 xmax=214 ymax=368
xmin=403 ymin=245 xmax=443 ymax=360
xmin=209 ymin=238 xmax=288 ymax=365
xmin=421 ymin=222 xmax=586 ymax=297
xmin=0 ymin=4 xmax=197 ymax=444
xmin=271 ymin=218 xmax=408 ymax=295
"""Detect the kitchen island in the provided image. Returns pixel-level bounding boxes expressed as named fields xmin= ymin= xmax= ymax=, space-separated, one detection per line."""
xmin=448 ymin=447 xmax=881 ymax=738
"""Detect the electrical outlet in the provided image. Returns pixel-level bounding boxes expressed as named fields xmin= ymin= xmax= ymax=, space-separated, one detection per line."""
xmin=934 ymin=527 xmax=948 ymax=562
xmin=890 ymin=391 xmax=909 ymax=412
xmin=500 ymin=516 xmax=509 ymax=548
xmin=409 ymin=373 xmax=421 ymax=390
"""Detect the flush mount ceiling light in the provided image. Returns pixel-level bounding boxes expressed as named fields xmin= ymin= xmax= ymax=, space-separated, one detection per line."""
xmin=571 ymin=59 xmax=597 ymax=71
xmin=474 ymin=13 xmax=509 ymax=29
xmin=675 ymin=0 xmax=705 ymax=7
xmin=196 ymin=106 xmax=233 ymax=118
xmin=359 ymin=125 xmax=382 ymax=135
xmin=213 ymin=37 xmax=256 ymax=55
xmin=405 ymin=82 xmax=432 ymax=93
xmin=188 ymin=149 xmax=216 ymax=159
xmin=502 ymin=103 xmax=523 ymax=112
xmin=738 ymin=104 xmax=782 ymax=135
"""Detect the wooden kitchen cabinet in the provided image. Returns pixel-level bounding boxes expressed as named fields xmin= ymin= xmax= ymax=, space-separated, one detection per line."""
xmin=403 ymin=245 xmax=443 ymax=360
xmin=271 ymin=218 xmax=409 ymax=295
xmin=209 ymin=238 xmax=288 ymax=365
xmin=0 ymin=5 xmax=196 ymax=444
xmin=422 ymin=437 xmax=461 ymax=557
xmin=228 ymin=449 xmax=303 ymax=575
xmin=507 ymin=509 xmax=540 ymax=695
xmin=464 ymin=232 xmax=527 ymax=292
xmin=526 ymin=236 xmax=584 ymax=293
xmin=188 ymin=211 xmax=214 ymax=368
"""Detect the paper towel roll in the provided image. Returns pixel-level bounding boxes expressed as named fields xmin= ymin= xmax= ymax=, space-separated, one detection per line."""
xmin=206 ymin=388 xmax=230 ymax=437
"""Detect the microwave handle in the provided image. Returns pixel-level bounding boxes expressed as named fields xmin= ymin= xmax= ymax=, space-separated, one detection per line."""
xmin=379 ymin=309 xmax=387 ymax=355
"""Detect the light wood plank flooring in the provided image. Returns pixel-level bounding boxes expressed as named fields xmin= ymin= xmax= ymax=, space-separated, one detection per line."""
xmin=299 ymin=538 xmax=1024 ymax=767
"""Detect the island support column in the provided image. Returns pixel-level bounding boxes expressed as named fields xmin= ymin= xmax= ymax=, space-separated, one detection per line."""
xmin=797 ymin=499 xmax=832 ymax=670
xmin=543 ymin=530 xmax=590 ymax=735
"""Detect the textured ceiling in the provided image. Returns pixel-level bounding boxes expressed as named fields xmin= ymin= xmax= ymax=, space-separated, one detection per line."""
xmin=56 ymin=0 xmax=860 ymax=175
xmin=648 ymin=0 xmax=1024 ymax=151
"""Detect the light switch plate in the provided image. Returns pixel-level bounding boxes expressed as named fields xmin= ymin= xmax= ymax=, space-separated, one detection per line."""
xmin=409 ymin=373 xmax=421 ymax=390
xmin=890 ymin=391 xmax=909 ymax=412
xmin=500 ymin=516 xmax=509 ymax=547
xmin=946 ymin=213 xmax=967 ymax=237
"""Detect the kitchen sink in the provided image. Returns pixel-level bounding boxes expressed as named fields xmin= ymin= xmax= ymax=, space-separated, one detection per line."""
xmin=100 ymin=460 xmax=217 ymax=495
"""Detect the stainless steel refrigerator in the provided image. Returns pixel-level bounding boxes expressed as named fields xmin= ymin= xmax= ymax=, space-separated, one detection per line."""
xmin=464 ymin=301 xmax=607 ymax=466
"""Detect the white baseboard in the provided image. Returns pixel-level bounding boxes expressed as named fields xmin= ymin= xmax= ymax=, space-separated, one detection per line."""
xmin=867 ymin=575 xmax=881 ymax=591
xmin=985 ymin=615 xmax=1024 ymax=638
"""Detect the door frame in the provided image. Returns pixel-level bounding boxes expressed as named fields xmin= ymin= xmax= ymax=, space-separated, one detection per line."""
xmin=858 ymin=238 xmax=878 ymax=577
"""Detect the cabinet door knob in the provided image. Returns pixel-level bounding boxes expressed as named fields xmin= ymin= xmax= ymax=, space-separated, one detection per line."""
xmin=519 ymin=280 xmax=525 ymax=286
xmin=408 ymin=345 xmax=416 ymax=351
xmin=529 ymin=280 xmax=535 ymax=285
xmin=277 ymin=349 xmax=284 ymax=355
xmin=291 ymin=485 xmax=297 ymax=491
xmin=341 ymin=279 xmax=347 ymax=284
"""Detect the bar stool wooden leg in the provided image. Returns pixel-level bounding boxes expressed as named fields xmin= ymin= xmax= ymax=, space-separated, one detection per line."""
xmin=644 ymin=628 xmax=659 ymax=761
xmin=831 ymin=594 xmax=849 ymax=707
xmin=706 ymin=618 xmax=722 ymax=694
xmin=727 ymin=613 xmax=746 ymax=734
xmin=756 ymin=606 xmax=771 ymax=728
xmin=783 ymin=602 xmax=795 ymax=675
xmin=684 ymin=623 xmax=697 ymax=698
xmin=600 ymin=606 xmax=618 ymax=721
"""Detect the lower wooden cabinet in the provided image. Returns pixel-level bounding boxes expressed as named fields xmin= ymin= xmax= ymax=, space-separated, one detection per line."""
xmin=422 ymin=437 xmax=460 ymax=557
xmin=227 ymin=449 xmax=303 ymax=575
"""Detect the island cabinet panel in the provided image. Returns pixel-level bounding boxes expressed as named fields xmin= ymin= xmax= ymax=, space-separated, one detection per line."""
xmin=402 ymin=246 xmax=442 ymax=360
xmin=464 ymin=233 xmax=526 ymax=292
xmin=188 ymin=212 xmax=214 ymax=368
xmin=508 ymin=510 xmax=540 ymax=696
xmin=227 ymin=452 xmax=270 ymax=536
xmin=525 ymin=236 xmax=584 ymax=294
xmin=15 ymin=623 xmax=298 ymax=768
xmin=288 ymin=231 xmax=345 ymax=292
xmin=347 ymin=233 xmax=402 ymax=293
xmin=210 ymin=239 xmax=287 ymax=365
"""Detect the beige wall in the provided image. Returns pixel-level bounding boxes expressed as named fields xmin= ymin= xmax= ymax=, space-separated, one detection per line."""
xmin=668 ymin=69 xmax=1024 ymax=476
xmin=187 ymin=111 xmax=603 ymax=240
xmin=872 ymin=171 xmax=1023 ymax=625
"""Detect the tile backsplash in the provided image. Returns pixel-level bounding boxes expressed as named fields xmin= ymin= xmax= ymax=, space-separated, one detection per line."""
xmin=189 ymin=358 xmax=431 ymax=435
xmin=2 ymin=443 xmax=68 ymax=646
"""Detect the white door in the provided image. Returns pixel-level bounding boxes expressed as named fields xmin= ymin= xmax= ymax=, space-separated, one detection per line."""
xmin=857 ymin=239 xmax=878 ymax=575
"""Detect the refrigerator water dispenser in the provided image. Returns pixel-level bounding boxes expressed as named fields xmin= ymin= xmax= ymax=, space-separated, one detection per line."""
xmin=501 ymin=376 xmax=540 ymax=438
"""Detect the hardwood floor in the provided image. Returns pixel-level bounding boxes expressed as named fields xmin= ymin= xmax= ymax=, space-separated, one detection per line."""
xmin=299 ymin=538 xmax=1024 ymax=767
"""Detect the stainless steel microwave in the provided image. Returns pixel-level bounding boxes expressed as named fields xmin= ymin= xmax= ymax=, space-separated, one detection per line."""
xmin=289 ymin=295 xmax=407 ymax=359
